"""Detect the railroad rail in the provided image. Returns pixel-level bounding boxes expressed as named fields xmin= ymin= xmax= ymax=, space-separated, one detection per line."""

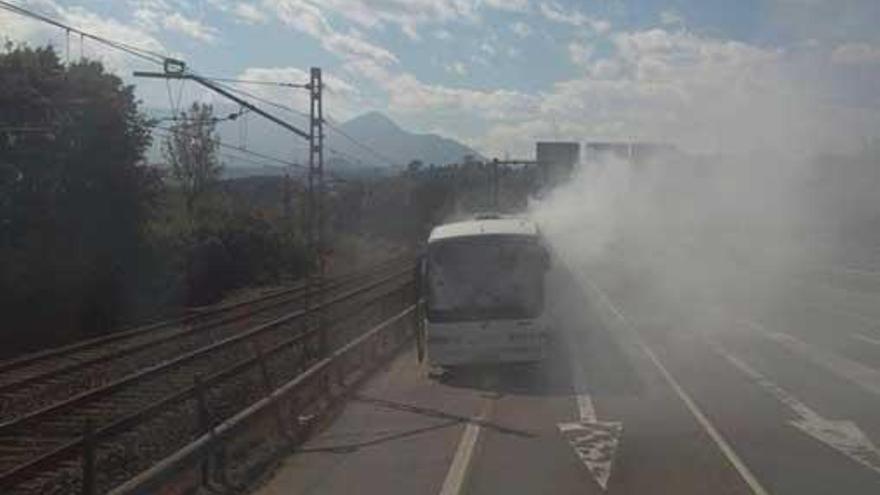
xmin=0 ymin=258 xmax=417 ymax=494
xmin=0 ymin=256 xmax=407 ymax=423
xmin=113 ymin=303 xmax=419 ymax=495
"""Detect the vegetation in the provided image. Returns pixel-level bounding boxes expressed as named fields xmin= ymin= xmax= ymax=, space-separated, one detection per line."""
xmin=163 ymin=102 xmax=223 ymax=223
xmin=0 ymin=46 xmax=311 ymax=356
xmin=0 ymin=44 xmax=537 ymax=358
xmin=1 ymin=45 xmax=160 ymax=353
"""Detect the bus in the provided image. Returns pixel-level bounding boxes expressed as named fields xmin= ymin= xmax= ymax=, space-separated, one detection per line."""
xmin=418 ymin=215 xmax=551 ymax=366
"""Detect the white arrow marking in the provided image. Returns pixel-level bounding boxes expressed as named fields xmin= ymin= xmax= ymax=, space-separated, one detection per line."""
xmin=558 ymin=331 xmax=623 ymax=490
xmin=712 ymin=341 xmax=880 ymax=476
xmin=558 ymin=394 xmax=623 ymax=490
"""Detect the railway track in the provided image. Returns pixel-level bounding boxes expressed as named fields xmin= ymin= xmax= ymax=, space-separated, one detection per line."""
xmin=0 ymin=256 xmax=406 ymax=423
xmin=0 ymin=258 xmax=415 ymax=494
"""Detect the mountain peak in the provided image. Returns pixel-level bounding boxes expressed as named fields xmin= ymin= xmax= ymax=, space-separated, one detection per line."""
xmin=335 ymin=111 xmax=481 ymax=167
xmin=343 ymin=111 xmax=401 ymax=133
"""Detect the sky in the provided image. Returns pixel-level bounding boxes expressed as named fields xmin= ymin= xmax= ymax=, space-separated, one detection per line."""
xmin=3 ymin=0 xmax=880 ymax=158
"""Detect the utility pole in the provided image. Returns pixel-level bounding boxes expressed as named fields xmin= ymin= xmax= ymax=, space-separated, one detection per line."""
xmin=491 ymin=158 xmax=499 ymax=211
xmin=486 ymin=158 xmax=537 ymax=212
xmin=308 ymin=67 xmax=325 ymax=280
xmin=304 ymin=67 xmax=327 ymax=353
xmin=135 ymin=62 xmax=331 ymax=355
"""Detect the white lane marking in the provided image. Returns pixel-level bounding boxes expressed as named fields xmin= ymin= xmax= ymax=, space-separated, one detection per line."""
xmin=558 ymin=329 xmax=623 ymax=490
xmin=834 ymin=267 xmax=880 ymax=278
xmin=854 ymin=334 xmax=880 ymax=346
xmin=564 ymin=338 xmax=597 ymax=423
xmin=584 ymin=279 xmax=770 ymax=495
xmin=577 ymin=394 xmax=597 ymax=423
xmin=804 ymin=301 xmax=879 ymax=329
xmin=438 ymin=399 xmax=493 ymax=495
xmin=711 ymin=341 xmax=880 ymax=476
xmin=748 ymin=323 xmax=880 ymax=398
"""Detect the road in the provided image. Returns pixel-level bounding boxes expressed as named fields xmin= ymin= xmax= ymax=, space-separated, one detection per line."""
xmin=253 ymin=260 xmax=880 ymax=495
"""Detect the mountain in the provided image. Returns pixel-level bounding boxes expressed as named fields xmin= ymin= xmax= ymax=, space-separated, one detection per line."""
xmin=146 ymin=107 xmax=481 ymax=178
xmin=333 ymin=111 xmax=482 ymax=168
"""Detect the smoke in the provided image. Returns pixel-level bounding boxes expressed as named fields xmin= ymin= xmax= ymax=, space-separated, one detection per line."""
xmin=524 ymin=11 xmax=880 ymax=344
xmin=530 ymin=141 xmax=878 ymax=339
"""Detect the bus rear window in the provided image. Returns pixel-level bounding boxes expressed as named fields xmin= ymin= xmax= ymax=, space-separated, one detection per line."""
xmin=426 ymin=236 xmax=545 ymax=322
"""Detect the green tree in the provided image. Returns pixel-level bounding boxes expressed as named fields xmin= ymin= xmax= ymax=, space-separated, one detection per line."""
xmin=0 ymin=45 xmax=159 ymax=350
xmin=162 ymin=102 xmax=222 ymax=223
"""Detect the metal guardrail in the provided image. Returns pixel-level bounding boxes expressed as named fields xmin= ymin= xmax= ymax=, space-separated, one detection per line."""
xmin=108 ymin=303 xmax=417 ymax=495
xmin=0 ymin=269 xmax=414 ymax=494
xmin=0 ymin=255 xmax=409 ymax=379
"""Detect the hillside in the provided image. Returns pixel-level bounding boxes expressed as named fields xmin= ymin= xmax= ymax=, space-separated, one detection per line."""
xmin=147 ymin=108 xmax=482 ymax=178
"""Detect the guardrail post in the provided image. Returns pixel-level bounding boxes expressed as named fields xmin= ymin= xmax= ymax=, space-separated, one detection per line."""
xmin=254 ymin=341 xmax=292 ymax=443
xmin=193 ymin=375 xmax=216 ymax=490
xmin=318 ymin=277 xmax=328 ymax=358
xmin=81 ymin=419 xmax=95 ymax=495
xmin=254 ymin=341 xmax=273 ymax=393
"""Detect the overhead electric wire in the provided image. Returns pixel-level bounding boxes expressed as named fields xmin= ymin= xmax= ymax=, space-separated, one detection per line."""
xmin=0 ymin=0 xmax=168 ymax=65
xmin=193 ymin=77 xmax=400 ymax=172
xmin=323 ymin=118 xmax=398 ymax=166
xmin=201 ymin=77 xmax=309 ymax=89
xmin=1 ymin=1 xmax=368 ymax=182
xmin=150 ymin=124 xmax=306 ymax=170
xmin=151 ymin=124 xmax=348 ymax=184
xmin=211 ymin=80 xmax=311 ymax=120
xmin=208 ymin=81 xmax=372 ymax=171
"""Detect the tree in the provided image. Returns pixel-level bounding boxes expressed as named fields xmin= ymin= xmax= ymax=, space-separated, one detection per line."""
xmin=407 ymin=159 xmax=423 ymax=174
xmin=163 ymin=102 xmax=222 ymax=223
xmin=0 ymin=45 xmax=159 ymax=348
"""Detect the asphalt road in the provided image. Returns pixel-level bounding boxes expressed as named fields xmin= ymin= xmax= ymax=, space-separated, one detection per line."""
xmin=254 ymin=260 xmax=880 ymax=495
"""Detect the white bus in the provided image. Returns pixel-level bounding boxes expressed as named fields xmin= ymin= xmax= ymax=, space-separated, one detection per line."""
xmin=419 ymin=216 xmax=551 ymax=366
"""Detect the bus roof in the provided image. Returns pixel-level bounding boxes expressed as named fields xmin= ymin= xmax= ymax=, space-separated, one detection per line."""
xmin=428 ymin=217 xmax=540 ymax=243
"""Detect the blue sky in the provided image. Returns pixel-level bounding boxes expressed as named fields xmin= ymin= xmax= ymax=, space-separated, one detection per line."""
xmin=3 ymin=0 xmax=880 ymax=157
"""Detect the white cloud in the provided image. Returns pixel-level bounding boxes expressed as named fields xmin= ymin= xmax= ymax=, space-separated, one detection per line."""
xmin=588 ymin=58 xmax=622 ymax=79
xmin=233 ymin=3 xmax=268 ymax=24
xmin=445 ymin=61 xmax=468 ymax=76
xmin=831 ymin=42 xmax=880 ymax=65
xmin=236 ymin=66 xmax=362 ymax=119
xmin=261 ymin=0 xmax=532 ymax=43
xmin=539 ymin=2 xmax=611 ymax=34
xmin=480 ymin=41 xmax=496 ymax=57
xmin=660 ymin=10 xmax=684 ymax=27
xmin=434 ymin=29 xmax=452 ymax=41
xmin=128 ymin=1 xmax=219 ymax=42
xmin=295 ymin=0 xmax=479 ymax=40
xmin=1 ymin=2 xmax=170 ymax=69
xmin=163 ymin=13 xmax=218 ymax=42
xmin=484 ymin=0 xmax=530 ymax=12
xmin=469 ymin=27 xmax=877 ymax=157
xmin=511 ymin=21 xmax=531 ymax=38
xmin=266 ymin=0 xmax=398 ymax=66
xmin=568 ymin=42 xmax=593 ymax=66
xmin=347 ymin=61 xmax=538 ymax=124
xmin=387 ymin=73 xmax=540 ymax=120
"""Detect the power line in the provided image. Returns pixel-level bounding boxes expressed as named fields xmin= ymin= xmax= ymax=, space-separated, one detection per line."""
xmin=201 ymin=77 xmax=309 ymax=89
xmin=0 ymin=0 xmax=168 ymax=65
xmin=206 ymin=82 xmax=371 ymax=167
xmin=153 ymin=108 xmax=249 ymax=125
xmin=190 ymin=83 xmax=382 ymax=174
xmin=323 ymin=118 xmax=398 ymax=166
xmin=212 ymin=80 xmax=311 ymax=120
xmin=150 ymin=124 xmax=306 ymax=170
xmin=1 ymin=4 xmax=350 ymax=186
xmin=151 ymin=124 xmax=347 ymax=184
